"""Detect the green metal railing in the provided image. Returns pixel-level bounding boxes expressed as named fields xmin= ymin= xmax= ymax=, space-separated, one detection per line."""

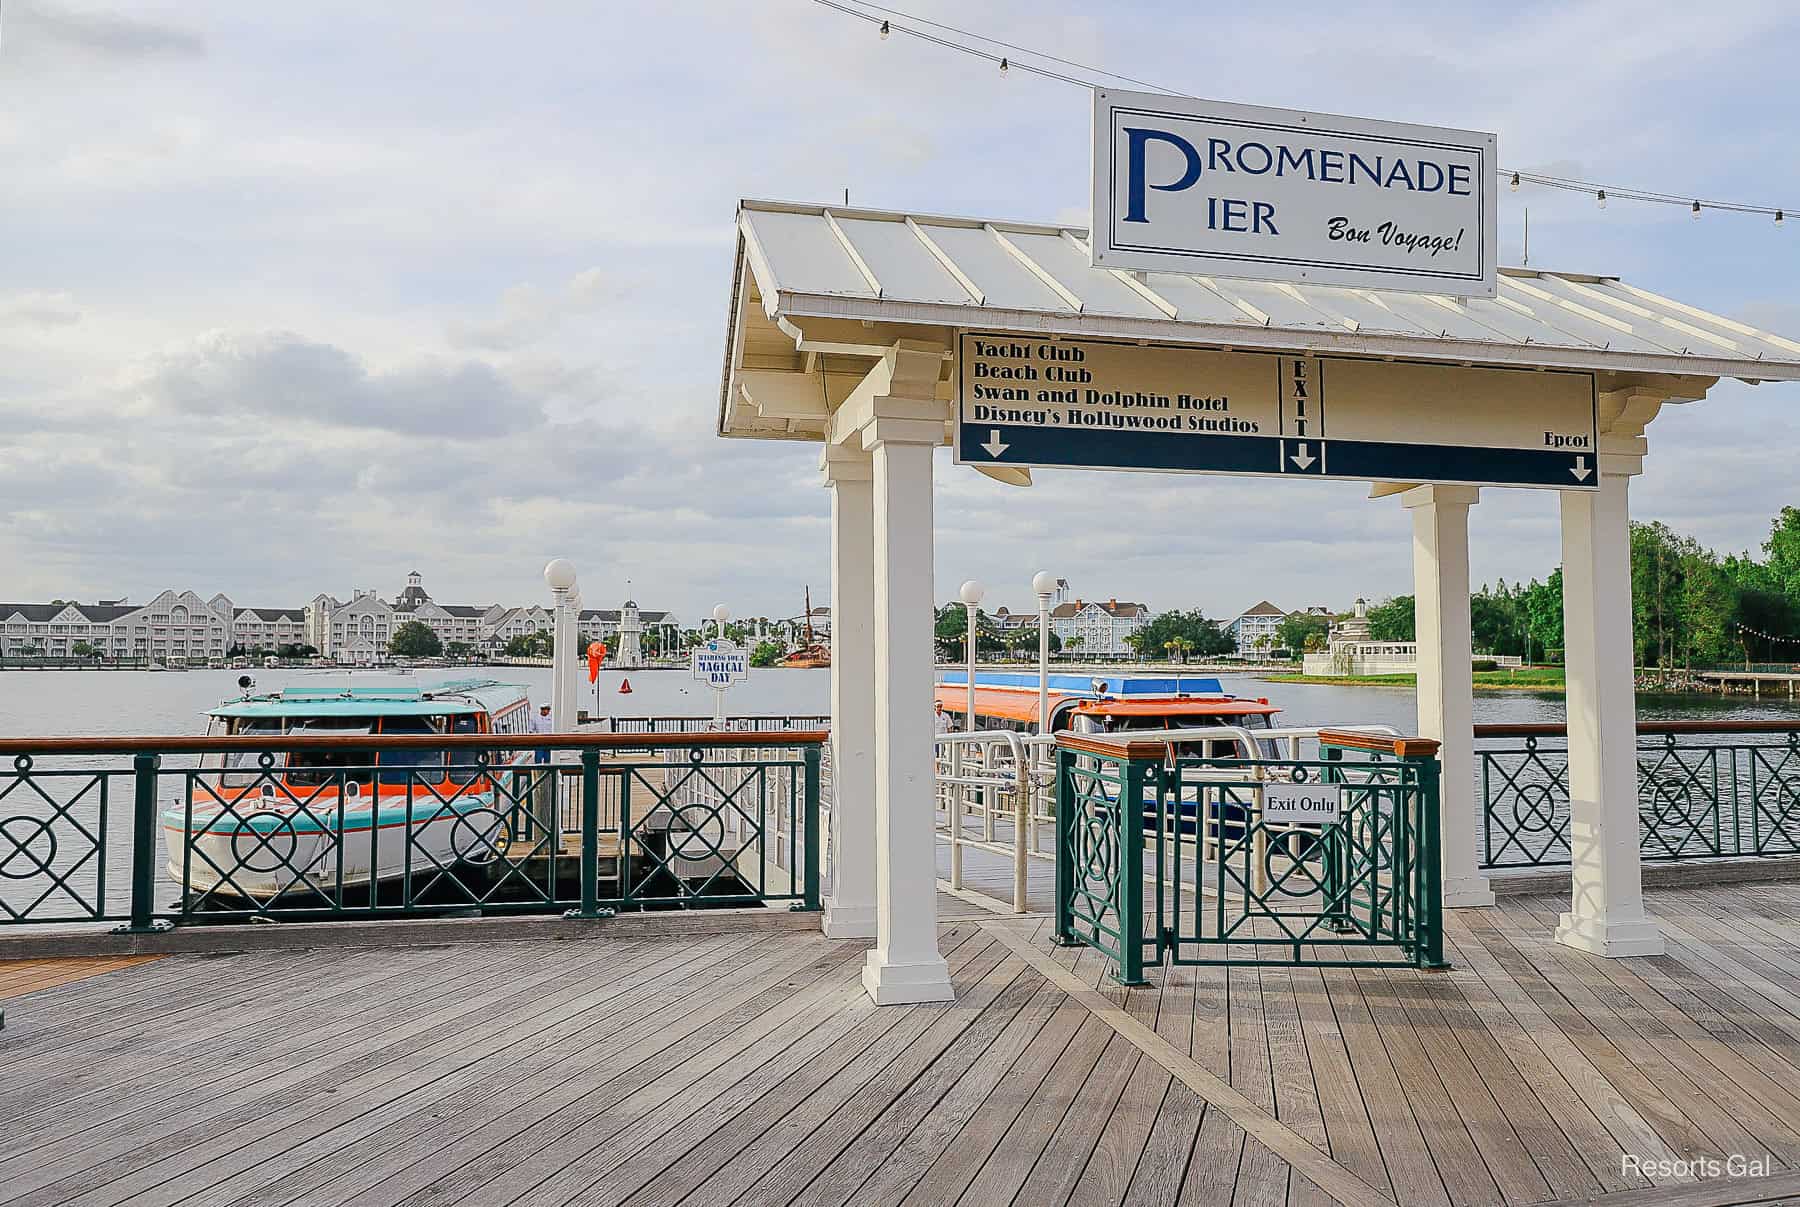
xmin=0 ymin=731 xmax=823 ymax=929
xmin=1054 ymin=729 xmax=1446 ymax=985
xmin=1476 ymin=722 xmax=1800 ymax=869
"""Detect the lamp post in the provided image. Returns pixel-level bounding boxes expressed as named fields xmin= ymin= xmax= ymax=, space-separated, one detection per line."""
xmin=710 ymin=603 xmax=731 ymax=724
xmin=1032 ymin=571 xmax=1056 ymax=735
xmin=543 ymin=558 xmax=578 ymax=732
xmin=958 ymin=580 xmax=984 ymax=732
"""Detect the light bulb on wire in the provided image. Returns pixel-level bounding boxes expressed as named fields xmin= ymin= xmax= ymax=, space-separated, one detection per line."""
xmin=1778 ymin=209 xmax=1787 ymax=228
xmin=1596 ymin=189 xmax=1607 ymax=210
xmin=879 ymin=19 xmax=889 ymax=39
xmin=1509 ymin=172 xmax=1520 ymax=192
xmin=1692 ymin=200 xmax=1702 ymax=220
xmin=998 ymin=57 xmax=1009 ymax=75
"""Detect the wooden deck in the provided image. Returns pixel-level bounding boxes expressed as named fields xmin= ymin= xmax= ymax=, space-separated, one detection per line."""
xmin=4 ymin=886 xmax=1800 ymax=1205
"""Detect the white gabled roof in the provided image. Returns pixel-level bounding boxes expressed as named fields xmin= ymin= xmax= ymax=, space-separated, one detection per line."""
xmin=734 ymin=199 xmax=1800 ymax=385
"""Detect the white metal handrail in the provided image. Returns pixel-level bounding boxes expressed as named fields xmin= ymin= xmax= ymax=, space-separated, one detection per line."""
xmin=934 ymin=723 xmax=1404 ymax=913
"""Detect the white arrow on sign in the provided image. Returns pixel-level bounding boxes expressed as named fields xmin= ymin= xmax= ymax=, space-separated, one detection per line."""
xmin=1571 ymin=456 xmax=1592 ymax=482
xmin=980 ymin=430 xmax=1010 ymax=458
xmin=1289 ymin=443 xmax=1317 ymax=470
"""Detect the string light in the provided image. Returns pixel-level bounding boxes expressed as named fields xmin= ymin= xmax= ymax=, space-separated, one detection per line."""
xmin=1735 ymin=623 xmax=1800 ymax=646
xmin=817 ymin=0 xmax=1800 ymax=228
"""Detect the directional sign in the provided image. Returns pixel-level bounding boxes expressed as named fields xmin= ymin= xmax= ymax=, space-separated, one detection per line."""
xmin=690 ymin=639 xmax=749 ymax=687
xmin=953 ymin=333 xmax=1598 ymax=490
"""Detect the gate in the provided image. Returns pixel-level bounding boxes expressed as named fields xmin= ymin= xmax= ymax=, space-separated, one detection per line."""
xmin=1054 ymin=728 xmax=1446 ymax=984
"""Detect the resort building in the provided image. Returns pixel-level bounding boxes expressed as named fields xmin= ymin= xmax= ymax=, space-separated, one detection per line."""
xmin=2 ymin=589 xmax=239 ymax=662
xmin=8 ymin=572 xmax=678 ymax=663
xmin=318 ymin=590 xmax=397 ymax=664
xmin=1047 ymin=597 xmax=1153 ymax=657
xmin=1225 ymin=600 xmax=1287 ymax=656
xmin=230 ymin=607 xmax=307 ymax=651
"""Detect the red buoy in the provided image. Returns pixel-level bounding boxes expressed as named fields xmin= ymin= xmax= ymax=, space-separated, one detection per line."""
xmin=618 ymin=678 xmax=633 ymax=694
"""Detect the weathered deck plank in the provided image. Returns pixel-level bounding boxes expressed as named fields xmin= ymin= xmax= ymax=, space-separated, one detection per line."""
xmin=4 ymin=883 xmax=1800 ymax=1207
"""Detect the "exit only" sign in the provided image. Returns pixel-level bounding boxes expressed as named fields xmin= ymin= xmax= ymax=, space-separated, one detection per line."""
xmin=1261 ymin=783 xmax=1344 ymax=826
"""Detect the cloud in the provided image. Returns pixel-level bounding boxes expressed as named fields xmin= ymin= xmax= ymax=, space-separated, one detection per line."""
xmin=447 ymin=269 xmax=633 ymax=351
xmin=132 ymin=330 xmax=536 ymax=438
xmin=0 ymin=290 xmax=83 ymax=327
xmin=0 ymin=0 xmax=1796 ymax=619
xmin=8 ymin=2 xmax=205 ymax=60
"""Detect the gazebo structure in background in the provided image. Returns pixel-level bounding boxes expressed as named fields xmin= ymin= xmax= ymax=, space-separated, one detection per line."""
xmin=718 ymin=198 xmax=1800 ymax=1004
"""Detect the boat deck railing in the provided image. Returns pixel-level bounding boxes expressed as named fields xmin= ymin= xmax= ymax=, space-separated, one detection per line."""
xmin=0 ymin=728 xmax=826 ymax=930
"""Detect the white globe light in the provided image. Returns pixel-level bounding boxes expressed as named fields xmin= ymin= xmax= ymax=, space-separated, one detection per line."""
xmin=712 ymin=604 xmax=731 ymax=624
xmin=1031 ymin=570 xmax=1057 ymax=597
xmin=543 ymin=558 xmax=577 ymax=591
xmin=959 ymin=580 xmax=986 ymax=606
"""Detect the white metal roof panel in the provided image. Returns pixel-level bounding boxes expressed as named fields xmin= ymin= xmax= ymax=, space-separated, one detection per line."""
xmin=741 ymin=207 xmax=872 ymax=298
xmin=735 ymin=199 xmax=1800 ymax=382
xmin=916 ymin=223 xmax=1072 ymax=313
xmin=829 ymin=214 xmax=972 ymax=304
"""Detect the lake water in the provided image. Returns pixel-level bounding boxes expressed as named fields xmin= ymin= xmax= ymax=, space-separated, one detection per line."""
xmin=0 ymin=664 xmax=1795 ymax=738
xmin=3 ymin=665 xmax=1794 ymax=926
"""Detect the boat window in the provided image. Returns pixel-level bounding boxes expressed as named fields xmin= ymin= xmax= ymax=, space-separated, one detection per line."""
xmin=285 ymin=718 xmax=376 ymax=786
xmin=221 ymin=718 xmax=281 ymax=786
xmin=447 ymin=714 xmax=485 ymax=783
xmin=377 ymin=716 xmax=447 ymax=784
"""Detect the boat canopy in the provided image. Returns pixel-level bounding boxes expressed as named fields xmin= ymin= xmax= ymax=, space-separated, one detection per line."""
xmin=939 ymin=670 xmax=1233 ymax=697
xmin=209 ymin=678 xmax=530 ymax=719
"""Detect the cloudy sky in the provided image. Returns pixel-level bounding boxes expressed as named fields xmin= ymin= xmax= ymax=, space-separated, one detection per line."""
xmin=3 ymin=0 xmax=1797 ymax=624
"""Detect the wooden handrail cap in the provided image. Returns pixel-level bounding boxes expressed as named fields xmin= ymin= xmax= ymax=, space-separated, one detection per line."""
xmin=1317 ymin=729 xmax=1440 ymax=758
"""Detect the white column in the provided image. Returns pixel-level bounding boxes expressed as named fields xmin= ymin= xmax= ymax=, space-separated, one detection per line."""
xmin=1401 ymin=484 xmax=1492 ymax=907
xmin=1557 ymin=467 xmax=1663 ymax=956
xmin=862 ymin=417 xmax=953 ymax=1004
xmin=543 ymin=559 xmax=579 ymax=732
xmin=822 ymin=447 xmax=876 ymax=939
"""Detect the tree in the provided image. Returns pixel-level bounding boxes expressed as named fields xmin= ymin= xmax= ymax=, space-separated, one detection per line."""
xmin=504 ymin=631 xmax=552 ymax=658
xmin=1764 ymin=506 xmax=1800 ymax=602
xmin=934 ymin=604 xmax=1005 ymax=659
xmin=445 ymin=641 xmax=475 ymax=659
xmin=389 ymin=621 xmax=442 ymax=658
xmin=749 ymin=639 xmax=785 ymax=668
xmin=1274 ymin=613 xmax=1329 ymax=655
xmin=1520 ymin=573 xmax=1563 ymax=663
xmin=71 ymin=640 xmax=98 ymax=658
xmin=1134 ymin=609 xmax=1234 ymax=661
xmin=1366 ymin=596 xmax=1415 ymax=642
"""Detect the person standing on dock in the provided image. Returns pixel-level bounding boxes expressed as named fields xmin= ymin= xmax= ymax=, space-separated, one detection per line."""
xmin=531 ymin=703 xmax=553 ymax=763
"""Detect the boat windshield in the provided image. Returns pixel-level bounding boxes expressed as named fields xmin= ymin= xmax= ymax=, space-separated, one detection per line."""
xmin=447 ymin=714 xmax=485 ymax=784
xmin=285 ymin=718 xmax=376 ymax=786
xmin=220 ymin=718 xmax=282 ymax=787
xmin=1101 ymin=712 xmax=1279 ymax=759
xmin=377 ymin=716 xmax=448 ymax=784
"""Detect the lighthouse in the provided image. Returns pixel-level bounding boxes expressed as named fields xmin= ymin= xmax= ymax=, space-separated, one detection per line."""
xmin=616 ymin=597 xmax=644 ymax=670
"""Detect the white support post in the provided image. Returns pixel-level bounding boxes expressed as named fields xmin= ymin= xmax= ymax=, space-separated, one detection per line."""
xmin=862 ymin=413 xmax=954 ymax=1004
xmin=821 ymin=448 xmax=876 ymax=939
xmin=1557 ymin=465 xmax=1664 ymax=956
xmin=1401 ymin=484 xmax=1493 ymax=908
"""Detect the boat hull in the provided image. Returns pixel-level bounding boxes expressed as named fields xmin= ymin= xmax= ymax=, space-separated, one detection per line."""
xmin=162 ymin=791 xmax=532 ymax=902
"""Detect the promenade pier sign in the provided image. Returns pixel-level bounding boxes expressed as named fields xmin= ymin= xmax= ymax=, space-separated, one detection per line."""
xmin=954 ymin=333 xmax=1599 ymax=490
xmin=1092 ymin=90 xmax=1496 ymax=297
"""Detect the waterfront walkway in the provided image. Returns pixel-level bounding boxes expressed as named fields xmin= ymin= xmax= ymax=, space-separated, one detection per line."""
xmin=4 ymin=884 xmax=1800 ymax=1205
